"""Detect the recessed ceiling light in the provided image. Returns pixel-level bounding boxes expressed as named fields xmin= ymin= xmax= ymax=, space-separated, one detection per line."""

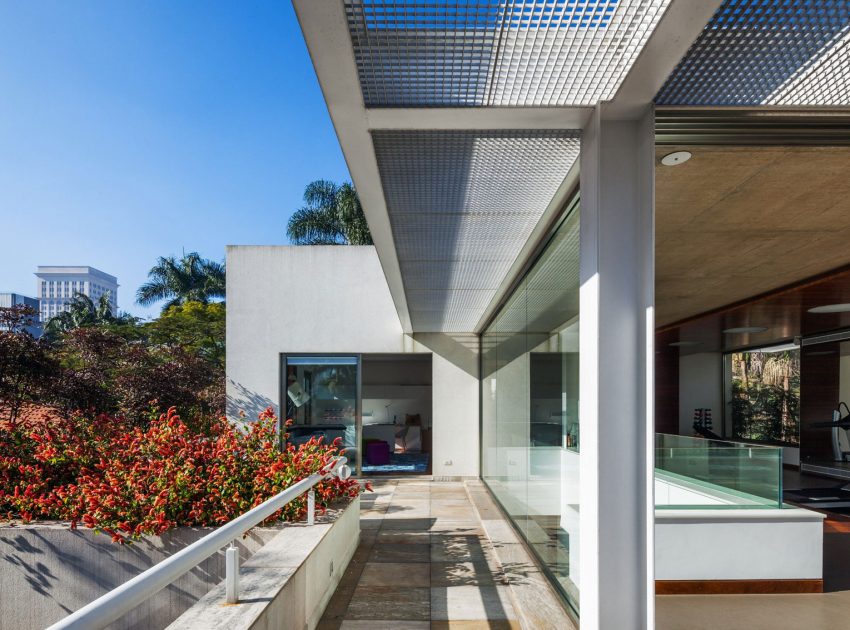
xmin=808 ymin=303 xmax=850 ymax=314
xmin=661 ymin=151 xmax=692 ymax=166
xmin=669 ymin=341 xmax=702 ymax=347
xmin=723 ymin=326 xmax=768 ymax=334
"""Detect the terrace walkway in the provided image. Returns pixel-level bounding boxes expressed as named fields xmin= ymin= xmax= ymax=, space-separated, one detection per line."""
xmin=317 ymin=478 xmax=575 ymax=630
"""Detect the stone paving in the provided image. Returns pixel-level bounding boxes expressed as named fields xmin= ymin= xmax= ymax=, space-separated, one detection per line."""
xmin=317 ymin=478 xmax=523 ymax=630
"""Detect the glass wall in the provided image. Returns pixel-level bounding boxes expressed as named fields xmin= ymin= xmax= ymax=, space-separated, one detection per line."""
xmin=284 ymin=355 xmax=360 ymax=471
xmin=481 ymin=203 xmax=580 ymax=613
xmin=723 ymin=344 xmax=800 ymax=444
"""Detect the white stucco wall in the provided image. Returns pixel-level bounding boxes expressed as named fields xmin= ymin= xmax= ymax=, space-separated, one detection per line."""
xmin=678 ymin=352 xmax=723 ymax=436
xmin=226 ymin=246 xmax=479 ymax=478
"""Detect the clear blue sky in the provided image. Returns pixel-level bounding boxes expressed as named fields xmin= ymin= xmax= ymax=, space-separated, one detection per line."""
xmin=0 ymin=1 xmax=350 ymax=319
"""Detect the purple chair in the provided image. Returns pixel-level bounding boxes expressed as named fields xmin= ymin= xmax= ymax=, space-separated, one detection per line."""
xmin=365 ymin=440 xmax=391 ymax=466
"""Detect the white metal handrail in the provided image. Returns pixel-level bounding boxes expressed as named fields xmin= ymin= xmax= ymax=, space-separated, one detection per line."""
xmin=47 ymin=456 xmax=351 ymax=630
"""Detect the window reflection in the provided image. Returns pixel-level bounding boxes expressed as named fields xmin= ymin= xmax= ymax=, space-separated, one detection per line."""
xmin=481 ymin=203 xmax=580 ymax=612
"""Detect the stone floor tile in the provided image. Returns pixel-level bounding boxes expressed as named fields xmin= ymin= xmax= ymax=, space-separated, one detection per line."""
xmin=359 ymin=562 xmax=431 ymax=587
xmin=429 ymin=498 xmax=471 ymax=506
xmin=381 ymin=517 xmax=436 ymax=531
xmin=361 ymin=518 xmax=383 ymax=530
xmin=386 ymin=500 xmax=431 ymax=518
xmin=370 ymin=543 xmax=431 ymax=563
xmin=430 ymin=585 xmax=517 ymax=621
xmin=430 ymin=622 xmax=522 ymax=630
xmin=430 ymin=505 xmax=476 ymax=520
xmin=376 ymin=529 xmax=432 ymax=545
xmin=341 ymin=622 xmax=430 ymax=630
xmin=428 ymin=517 xmax=480 ymax=530
xmin=430 ymin=562 xmax=503 ymax=587
xmin=345 ymin=586 xmax=431 ymax=621
xmin=431 ymin=538 xmax=495 ymax=563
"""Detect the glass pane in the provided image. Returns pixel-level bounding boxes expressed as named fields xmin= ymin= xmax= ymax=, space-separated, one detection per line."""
xmin=655 ymin=433 xmax=783 ymax=509
xmin=482 ymin=203 xmax=581 ymax=613
xmin=724 ymin=345 xmax=801 ymax=445
xmin=284 ymin=356 xmax=358 ymax=465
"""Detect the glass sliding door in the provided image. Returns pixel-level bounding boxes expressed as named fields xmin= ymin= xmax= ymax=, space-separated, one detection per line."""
xmin=283 ymin=355 xmax=361 ymax=473
xmin=481 ymin=201 xmax=581 ymax=614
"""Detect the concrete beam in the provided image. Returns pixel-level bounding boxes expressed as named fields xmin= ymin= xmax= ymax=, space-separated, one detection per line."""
xmin=604 ymin=0 xmax=723 ymax=120
xmin=366 ymin=107 xmax=592 ymax=131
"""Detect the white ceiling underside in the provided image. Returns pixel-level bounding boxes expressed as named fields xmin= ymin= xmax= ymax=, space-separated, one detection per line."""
xmin=373 ymin=129 xmax=580 ymax=331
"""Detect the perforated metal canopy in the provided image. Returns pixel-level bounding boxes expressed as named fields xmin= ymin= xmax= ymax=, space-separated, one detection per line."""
xmin=293 ymin=0 xmax=721 ymax=333
xmin=372 ymin=129 xmax=580 ymax=331
xmin=345 ymin=0 xmax=672 ymax=107
xmin=657 ymin=0 xmax=850 ymax=106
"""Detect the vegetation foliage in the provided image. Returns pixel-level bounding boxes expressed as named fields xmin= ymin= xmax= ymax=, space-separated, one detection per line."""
xmin=287 ymin=180 xmax=373 ymax=245
xmin=730 ymin=349 xmax=801 ymax=444
xmin=0 ymin=407 xmax=365 ymax=543
xmin=1 ymin=304 xmax=224 ymax=425
xmin=136 ymin=252 xmax=226 ymax=313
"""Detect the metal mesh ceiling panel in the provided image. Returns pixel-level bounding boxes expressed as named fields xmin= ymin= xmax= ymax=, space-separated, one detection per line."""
xmin=345 ymin=0 xmax=672 ymax=107
xmin=373 ymin=129 xmax=579 ymax=331
xmin=657 ymin=0 xmax=850 ymax=106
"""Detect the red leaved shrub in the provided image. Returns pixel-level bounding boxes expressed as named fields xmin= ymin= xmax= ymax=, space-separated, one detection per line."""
xmin=0 ymin=407 xmax=366 ymax=543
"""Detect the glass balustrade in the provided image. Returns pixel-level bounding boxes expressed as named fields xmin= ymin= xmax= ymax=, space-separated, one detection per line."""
xmin=655 ymin=433 xmax=783 ymax=509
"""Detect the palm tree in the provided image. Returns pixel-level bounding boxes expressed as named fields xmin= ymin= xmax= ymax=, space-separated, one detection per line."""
xmin=287 ymin=180 xmax=373 ymax=245
xmin=136 ymin=252 xmax=226 ymax=312
xmin=44 ymin=293 xmax=130 ymax=336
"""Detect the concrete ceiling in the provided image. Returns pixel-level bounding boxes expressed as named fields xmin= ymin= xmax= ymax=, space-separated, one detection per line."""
xmin=655 ymin=145 xmax=850 ymax=327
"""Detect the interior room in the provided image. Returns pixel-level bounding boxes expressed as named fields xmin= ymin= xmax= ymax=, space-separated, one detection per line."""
xmin=654 ymin=136 xmax=850 ymax=518
xmin=361 ymin=353 xmax=432 ymax=475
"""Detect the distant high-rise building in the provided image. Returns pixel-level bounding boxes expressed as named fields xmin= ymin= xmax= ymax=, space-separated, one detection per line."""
xmin=35 ymin=266 xmax=118 ymax=322
xmin=0 ymin=292 xmax=42 ymax=336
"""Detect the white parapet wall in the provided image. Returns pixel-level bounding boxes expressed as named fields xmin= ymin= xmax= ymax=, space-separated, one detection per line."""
xmin=168 ymin=497 xmax=360 ymax=630
xmin=656 ymin=507 xmax=824 ymax=582
xmin=0 ymin=524 xmax=283 ymax=630
xmin=656 ymin=473 xmax=824 ymax=583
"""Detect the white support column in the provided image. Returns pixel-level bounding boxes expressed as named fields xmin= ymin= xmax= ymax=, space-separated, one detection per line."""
xmin=579 ymin=104 xmax=655 ymax=629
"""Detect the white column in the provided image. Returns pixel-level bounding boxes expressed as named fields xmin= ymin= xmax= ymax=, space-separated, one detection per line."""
xmin=578 ymin=105 xmax=655 ymax=629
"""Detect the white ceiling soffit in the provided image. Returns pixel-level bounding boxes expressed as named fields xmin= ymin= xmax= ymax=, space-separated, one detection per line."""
xmin=344 ymin=0 xmax=674 ymax=108
xmin=657 ymin=0 xmax=850 ymax=106
xmin=372 ymin=129 xmax=580 ymax=331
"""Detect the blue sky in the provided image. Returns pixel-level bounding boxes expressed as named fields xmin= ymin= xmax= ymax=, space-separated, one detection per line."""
xmin=0 ymin=1 xmax=350 ymax=319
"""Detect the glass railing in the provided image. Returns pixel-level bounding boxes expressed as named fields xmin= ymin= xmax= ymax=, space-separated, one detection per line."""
xmin=655 ymin=433 xmax=783 ymax=509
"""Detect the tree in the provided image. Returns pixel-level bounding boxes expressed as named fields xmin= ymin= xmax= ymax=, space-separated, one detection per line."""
xmin=0 ymin=305 xmax=56 ymax=423
xmin=147 ymin=301 xmax=225 ymax=368
xmin=136 ymin=252 xmax=225 ymax=312
xmin=287 ymin=180 xmax=373 ymax=245
xmin=43 ymin=294 xmax=132 ymax=338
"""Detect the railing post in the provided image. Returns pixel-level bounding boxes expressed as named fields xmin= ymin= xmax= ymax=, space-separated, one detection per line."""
xmin=225 ymin=542 xmax=239 ymax=604
xmin=307 ymin=488 xmax=315 ymax=526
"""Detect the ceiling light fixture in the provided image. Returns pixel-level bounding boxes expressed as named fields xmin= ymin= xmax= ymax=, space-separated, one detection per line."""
xmin=661 ymin=151 xmax=692 ymax=166
xmin=669 ymin=341 xmax=702 ymax=347
xmin=808 ymin=303 xmax=850 ymax=314
xmin=723 ymin=326 xmax=768 ymax=334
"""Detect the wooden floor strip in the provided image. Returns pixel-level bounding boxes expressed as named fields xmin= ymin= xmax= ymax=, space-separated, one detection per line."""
xmin=656 ymin=579 xmax=824 ymax=595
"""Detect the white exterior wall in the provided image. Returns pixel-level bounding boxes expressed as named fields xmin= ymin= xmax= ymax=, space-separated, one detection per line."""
xmin=226 ymin=246 xmax=479 ymax=478
xmin=678 ymin=352 xmax=723 ymax=436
